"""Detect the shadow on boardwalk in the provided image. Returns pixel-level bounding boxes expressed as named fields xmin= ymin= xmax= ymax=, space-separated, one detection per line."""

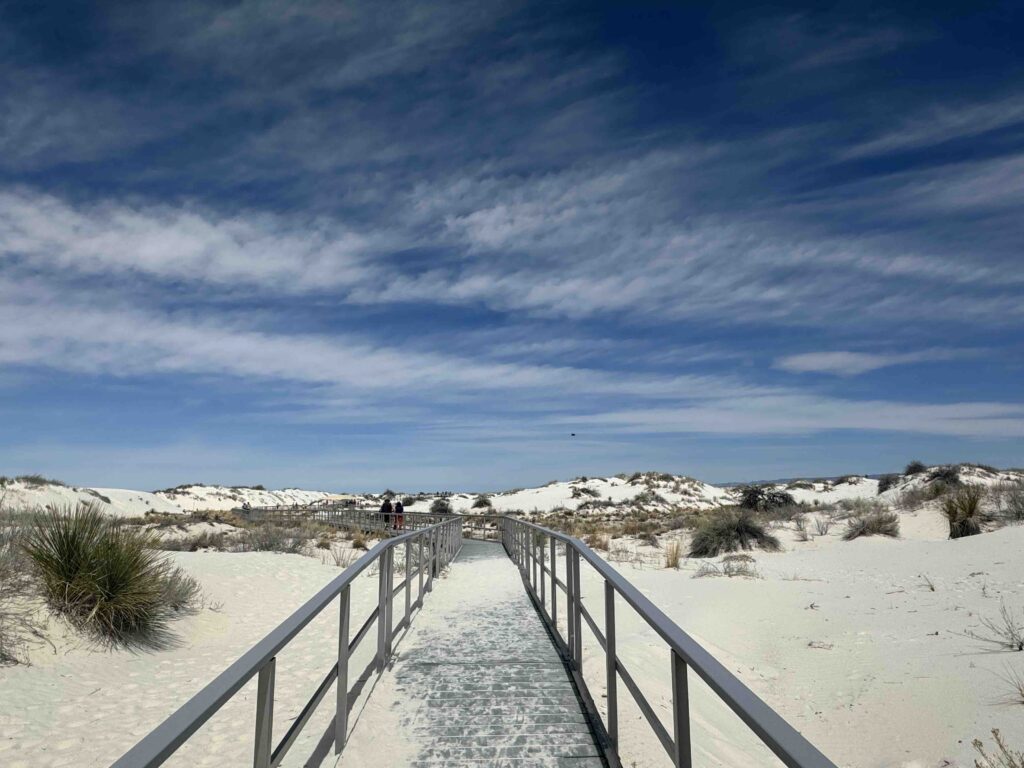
xmin=337 ymin=540 xmax=605 ymax=767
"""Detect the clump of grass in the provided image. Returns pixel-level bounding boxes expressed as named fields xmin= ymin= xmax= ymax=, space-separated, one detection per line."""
xmin=316 ymin=536 xmax=331 ymax=550
xmin=688 ymin=509 xmax=781 ymax=558
xmin=664 ymin=540 xmax=682 ymax=569
xmin=842 ymin=510 xmax=899 ymax=540
xmin=813 ymin=517 xmax=832 ymax=536
xmin=943 ymin=485 xmax=987 ymax=539
xmin=973 ymin=730 xmax=1024 ymax=768
xmin=16 ymin=474 xmax=67 ymax=487
xmin=23 ymin=505 xmax=200 ymax=647
xmin=994 ymin=483 xmax=1024 ymax=524
xmin=584 ymin=532 xmax=610 ymax=551
xmin=351 ymin=530 xmax=369 ymax=550
xmin=793 ymin=516 xmax=810 ymax=542
xmin=430 ymin=498 xmax=452 ymax=514
xmin=157 ymin=530 xmax=229 ymax=552
xmin=472 ymin=495 xmax=493 ymax=509
xmin=241 ymin=526 xmax=307 ymax=554
xmin=877 ymin=474 xmax=899 ymax=494
xmin=693 ymin=554 xmax=758 ymax=579
xmin=965 ymin=601 xmax=1024 ymax=652
xmin=1 ymin=515 xmax=46 ymax=665
xmin=904 ymin=460 xmax=928 ymax=475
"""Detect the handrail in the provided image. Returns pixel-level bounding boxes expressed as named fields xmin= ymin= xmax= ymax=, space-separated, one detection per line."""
xmin=501 ymin=516 xmax=838 ymax=768
xmin=113 ymin=516 xmax=463 ymax=768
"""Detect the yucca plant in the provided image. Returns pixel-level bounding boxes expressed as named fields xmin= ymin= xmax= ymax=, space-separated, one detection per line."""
xmin=23 ymin=504 xmax=196 ymax=647
xmin=688 ymin=508 xmax=781 ymax=558
xmin=842 ymin=511 xmax=900 ymax=541
xmin=943 ymin=485 xmax=986 ymax=539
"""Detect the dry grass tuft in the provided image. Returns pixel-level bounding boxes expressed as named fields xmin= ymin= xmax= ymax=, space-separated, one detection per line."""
xmin=842 ymin=511 xmax=900 ymax=541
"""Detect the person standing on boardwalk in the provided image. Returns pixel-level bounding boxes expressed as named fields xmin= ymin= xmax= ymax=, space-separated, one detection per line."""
xmin=393 ymin=499 xmax=405 ymax=530
xmin=379 ymin=497 xmax=393 ymax=531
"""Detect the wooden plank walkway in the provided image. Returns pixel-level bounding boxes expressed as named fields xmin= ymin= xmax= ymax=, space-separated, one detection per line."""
xmin=337 ymin=539 xmax=606 ymax=768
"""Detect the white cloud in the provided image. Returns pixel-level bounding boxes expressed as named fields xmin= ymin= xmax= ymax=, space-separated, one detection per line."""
xmin=775 ymin=348 xmax=980 ymax=376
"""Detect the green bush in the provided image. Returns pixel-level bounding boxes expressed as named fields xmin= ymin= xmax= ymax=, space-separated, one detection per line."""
xmin=842 ymin=511 xmax=900 ymax=540
xmin=904 ymin=461 xmax=927 ymax=475
xmin=430 ymin=498 xmax=452 ymax=514
xmin=877 ymin=474 xmax=899 ymax=494
xmin=738 ymin=486 xmax=795 ymax=512
xmin=22 ymin=505 xmax=199 ymax=647
xmin=943 ymin=485 xmax=986 ymax=539
xmin=472 ymin=495 xmax=493 ymax=509
xmin=688 ymin=509 xmax=781 ymax=558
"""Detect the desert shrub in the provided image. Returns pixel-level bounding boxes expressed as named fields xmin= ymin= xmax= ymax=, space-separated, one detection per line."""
xmin=664 ymin=540 xmax=682 ymax=569
xmin=974 ymin=729 xmax=1024 ymax=768
xmin=16 ymin=474 xmax=67 ymax=487
xmin=584 ymin=532 xmax=610 ymax=551
xmin=430 ymin=498 xmax=452 ymax=514
xmin=401 ymin=497 xmax=417 ymax=507
xmin=793 ymin=516 xmax=810 ymax=542
xmin=158 ymin=530 xmax=229 ymax=552
xmin=0 ymin=516 xmax=45 ymax=664
xmin=943 ymin=486 xmax=987 ymax=539
xmin=738 ymin=486 xmax=795 ymax=512
xmin=877 ymin=474 xmax=899 ymax=494
xmin=994 ymin=484 xmax=1024 ymax=523
xmin=241 ymin=526 xmax=307 ymax=554
xmin=814 ymin=517 xmax=832 ymax=536
xmin=787 ymin=481 xmax=814 ymax=491
xmin=688 ymin=509 xmax=781 ymax=558
xmin=964 ymin=601 xmax=1024 ymax=652
xmin=904 ymin=460 xmax=928 ymax=475
xmin=930 ymin=466 xmax=962 ymax=486
xmin=316 ymin=536 xmax=331 ymax=549
xmin=23 ymin=505 xmax=200 ymax=646
xmin=351 ymin=531 xmax=369 ymax=550
xmin=472 ymin=495 xmax=492 ymax=509
xmin=842 ymin=511 xmax=899 ymax=540
xmin=694 ymin=554 xmax=757 ymax=578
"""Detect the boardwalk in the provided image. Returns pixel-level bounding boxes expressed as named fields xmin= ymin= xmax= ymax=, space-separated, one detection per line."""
xmin=338 ymin=540 xmax=605 ymax=767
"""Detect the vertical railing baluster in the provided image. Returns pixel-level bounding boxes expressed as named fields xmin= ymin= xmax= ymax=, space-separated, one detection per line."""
xmin=334 ymin=586 xmax=350 ymax=754
xmin=376 ymin=548 xmax=389 ymax=669
xmin=384 ymin=547 xmax=394 ymax=658
xmin=566 ymin=541 xmax=575 ymax=664
xmin=672 ymin=651 xmax=692 ymax=768
xmin=572 ymin=548 xmax=582 ymax=672
xmin=540 ymin=534 xmax=546 ymax=610
xmin=605 ymin=580 xmax=618 ymax=750
xmin=253 ymin=657 xmax=275 ymax=768
xmin=550 ymin=536 xmax=558 ymax=638
xmin=418 ymin=532 xmax=424 ymax=605
xmin=404 ymin=540 xmax=411 ymax=627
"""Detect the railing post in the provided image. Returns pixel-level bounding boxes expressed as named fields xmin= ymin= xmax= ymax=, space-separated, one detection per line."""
xmin=418 ymin=532 xmax=424 ymax=602
xmin=404 ymin=540 xmax=411 ymax=627
xmin=384 ymin=547 xmax=394 ymax=658
xmin=565 ymin=542 xmax=575 ymax=665
xmin=531 ymin=532 xmax=538 ymax=593
xmin=253 ymin=657 xmax=275 ymax=768
xmin=550 ymin=536 xmax=558 ymax=638
xmin=572 ymin=548 xmax=582 ymax=672
xmin=540 ymin=534 xmax=546 ymax=609
xmin=605 ymin=580 xmax=618 ymax=750
xmin=334 ymin=586 xmax=350 ymax=754
xmin=376 ymin=549 xmax=389 ymax=669
xmin=672 ymin=651 xmax=692 ymax=768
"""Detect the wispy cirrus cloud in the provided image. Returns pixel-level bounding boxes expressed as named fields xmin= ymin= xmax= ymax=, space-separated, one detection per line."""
xmin=775 ymin=349 xmax=982 ymax=376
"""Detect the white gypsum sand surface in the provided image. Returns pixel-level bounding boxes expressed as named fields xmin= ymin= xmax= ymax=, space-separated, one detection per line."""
xmin=543 ymin=522 xmax=1024 ymax=768
xmin=0 ymin=549 xmax=390 ymax=768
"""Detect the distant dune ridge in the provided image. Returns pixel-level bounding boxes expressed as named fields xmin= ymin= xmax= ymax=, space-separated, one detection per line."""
xmin=0 ymin=463 xmax=1020 ymax=517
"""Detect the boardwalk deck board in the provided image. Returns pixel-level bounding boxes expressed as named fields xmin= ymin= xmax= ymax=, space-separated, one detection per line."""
xmin=337 ymin=540 xmax=606 ymax=767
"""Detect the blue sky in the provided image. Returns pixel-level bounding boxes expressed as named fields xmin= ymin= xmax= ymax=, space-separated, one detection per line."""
xmin=1 ymin=1 xmax=1022 ymax=491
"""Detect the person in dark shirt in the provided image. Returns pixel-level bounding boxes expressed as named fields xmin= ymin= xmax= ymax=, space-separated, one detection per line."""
xmin=379 ymin=498 xmax=393 ymax=531
xmin=393 ymin=499 xmax=405 ymax=530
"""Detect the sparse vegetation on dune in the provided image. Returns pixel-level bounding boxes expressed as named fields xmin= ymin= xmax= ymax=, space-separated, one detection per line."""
xmin=905 ymin=460 xmax=928 ymax=475
xmin=688 ymin=508 xmax=781 ymax=558
xmin=663 ymin=540 xmax=681 ymax=569
xmin=943 ymin=485 xmax=987 ymax=539
xmin=23 ymin=505 xmax=201 ymax=648
xmin=738 ymin=485 xmax=796 ymax=512
xmin=0 ymin=515 xmax=45 ymax=665
xmin=842 ymin=511 xmax=900 ymax=541
xmin=974 ymin=730 xmax=1024 ymax=768
xmin=877 ymin=474 xmax=899 ymax=494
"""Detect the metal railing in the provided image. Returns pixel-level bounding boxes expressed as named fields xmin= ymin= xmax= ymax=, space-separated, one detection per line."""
xmin=501 ymin=517 xmax=838 ymax=768
xmin=238 ymin=504 xmax=453 ymax=533
xmin=113 ymin=516 xmax=462 ymax=768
